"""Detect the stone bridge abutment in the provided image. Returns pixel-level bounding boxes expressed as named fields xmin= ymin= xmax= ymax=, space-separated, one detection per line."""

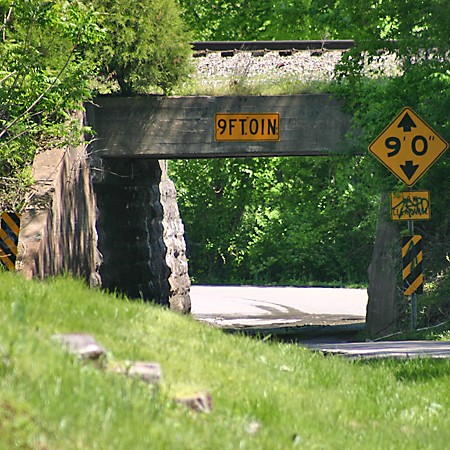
xmin=92 ymin=156 xmax=190 ymax=312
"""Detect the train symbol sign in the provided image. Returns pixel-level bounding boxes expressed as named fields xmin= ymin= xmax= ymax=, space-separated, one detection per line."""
xmin=369 ymin=107 xmax=448 ymax=187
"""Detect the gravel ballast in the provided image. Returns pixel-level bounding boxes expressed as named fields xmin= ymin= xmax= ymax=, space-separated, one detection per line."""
xmin=183 ymin=50 xmax=401 ymax=94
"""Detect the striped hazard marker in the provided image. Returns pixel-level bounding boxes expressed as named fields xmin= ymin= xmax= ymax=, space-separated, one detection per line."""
xmin=402 ymin=235 xmax=423 ymax=296
xmin=0 ymin=212 xmax=21 ymax=271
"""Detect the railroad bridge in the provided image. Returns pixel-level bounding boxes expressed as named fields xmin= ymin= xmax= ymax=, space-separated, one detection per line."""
xmin=17 ymin=41 xmax=363 ymax=315
xmin=83 ymin=93 xmax=354 ymax=311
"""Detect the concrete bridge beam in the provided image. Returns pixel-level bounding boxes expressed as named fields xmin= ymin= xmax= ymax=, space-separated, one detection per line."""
xmin=86 ymin=94 xmax=355 ymax=159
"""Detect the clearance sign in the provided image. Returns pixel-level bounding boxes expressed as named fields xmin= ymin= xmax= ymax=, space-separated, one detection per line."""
xmin=368 ymin=107 xmax=448 ymax=187
xmin=215 ymin=113 xmax=280 ymax=142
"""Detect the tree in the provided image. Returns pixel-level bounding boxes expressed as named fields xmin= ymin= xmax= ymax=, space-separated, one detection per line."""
xmin=178 ymin=0 xmax=317 ymax=41
xmin=323 ymin=0 xmax=450 ymax=333
xmin=0 ymin=0 xmax=104 ymax=210
xmin=170 ymin=155 xmax=377 ymax=285
xmin=1 ymin=0 xmax=193 ymax=211
xmin=88 ymin=0 xmax=192 ymax=94
xmin=171 ymin=0 xmax=449 ymax=316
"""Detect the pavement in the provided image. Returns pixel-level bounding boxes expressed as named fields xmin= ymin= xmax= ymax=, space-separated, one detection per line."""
xmin=190 ymin=286 xmax=450 ymax=359
xmin=302 ymin=340 xmax=450 ymax=359
xmin=190 ymin=285 xmax=367 ymax=330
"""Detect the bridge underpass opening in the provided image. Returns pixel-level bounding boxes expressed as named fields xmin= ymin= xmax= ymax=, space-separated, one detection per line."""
xmin=86 ymin=94 xmax=356 ymax=310
xmin=167 ymin=154 xmax=375 ymax=287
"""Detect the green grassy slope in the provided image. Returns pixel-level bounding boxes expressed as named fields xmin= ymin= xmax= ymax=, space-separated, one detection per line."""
xmin=0 ymin=272 xmax=449 ymax=449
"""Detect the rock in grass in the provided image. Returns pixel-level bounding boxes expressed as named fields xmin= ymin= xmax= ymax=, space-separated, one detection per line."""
xmin=52 ymin=333 xmax=107 ymax=361
xmin=128 ymin=362 xmax=162 ymax=383
xmin=108 ymin=361 xmax=162 ymax=384
xmin=174 ymin=391 xmax=212 ymax=414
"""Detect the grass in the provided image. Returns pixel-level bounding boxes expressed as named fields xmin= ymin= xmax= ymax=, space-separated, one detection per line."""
xmin=0 ymin=272 xmax=449 ymax=449
xmin=174 ymin=76 xmax=334 ymax=97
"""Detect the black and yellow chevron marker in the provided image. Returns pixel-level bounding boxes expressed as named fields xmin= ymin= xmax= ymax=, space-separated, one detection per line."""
xmin=0 ymin=212 xmax=21 ymax=271
xmin=402 ymin=235 xmax=423 ymax=296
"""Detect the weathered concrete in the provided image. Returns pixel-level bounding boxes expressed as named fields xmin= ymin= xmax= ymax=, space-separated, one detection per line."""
xmin=109 ymin=361 xmax=163 ymax=384
xmin=17 ymin=114 xmax=191 ymax=313
xmin=366 ymin=193 xmax=400 ymax=337
xmin=53 ymin=333 xmax=107 ymax=361
xmin=17 ymin=123 xmax=101 ymax=284
xmin=86 ymin=94 xmax=355 ymax=159
xmin=174 ymin=392 xmax=213 ymax=414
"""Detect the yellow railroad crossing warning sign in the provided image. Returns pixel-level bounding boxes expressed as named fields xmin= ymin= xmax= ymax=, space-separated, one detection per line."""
xmin=369 ymin=107 xmax=448 ymax=187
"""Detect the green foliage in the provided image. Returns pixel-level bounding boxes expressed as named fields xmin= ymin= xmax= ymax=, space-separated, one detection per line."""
xmin=89 ymin=0 xmax=193 ymax=94
xmin=171 ymin=0 xmax=449 ymax=293
xmin=175 ymin=73 xmax=334 ymax=97
xmin=329 ymin=0 xmax=450 ymax=289
xmin=1 ymin=0 xmax=193 ymax=211
xmin=318 ymin=0 xmax=449 ymax=145
xmin=178 ymin=0 xmax=320 ymax=41
xmin=418 ymin=268 xmax=450 ymax=327
xmin=170 ymin=156 xmax=378 ymax=285
xmin=0 ymin=0 xmax=104 ymax=210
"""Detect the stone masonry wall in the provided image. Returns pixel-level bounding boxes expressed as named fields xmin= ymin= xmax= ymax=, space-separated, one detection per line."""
xmin=17 ymin=142 xmax=191 ymax=313
xmin=91 ymin=157 xmax=191 ymax=312
xmin=17 ymin=137 xmax=191 ymax=313
xmin=160 ymin=167 xmax=191 ymax=313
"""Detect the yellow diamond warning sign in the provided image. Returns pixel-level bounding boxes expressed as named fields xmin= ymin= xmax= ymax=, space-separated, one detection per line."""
xmin=369 ymin=107 xmax=448 ymax=187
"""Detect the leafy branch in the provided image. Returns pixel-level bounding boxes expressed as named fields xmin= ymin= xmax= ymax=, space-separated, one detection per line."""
xmin=0 ymin=44 xmax=77 ymax=142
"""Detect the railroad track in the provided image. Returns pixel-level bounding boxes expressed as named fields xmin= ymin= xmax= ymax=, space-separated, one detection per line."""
xmin=191 ymin=40 xmax=354 ymax=57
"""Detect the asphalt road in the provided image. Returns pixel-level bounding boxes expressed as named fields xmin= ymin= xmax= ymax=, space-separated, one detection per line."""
xmin=302 ymin=340 xmax=450 ymax=359
xmin=190 ymin=285 xmax=368 ymax=329
xmin=190 ymin=286 xmax=450 ymax=359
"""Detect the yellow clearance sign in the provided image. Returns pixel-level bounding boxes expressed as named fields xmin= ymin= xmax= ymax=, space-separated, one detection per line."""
xmin=369 ymin=107 xmax=448 ymax=186
xmin=390 ymin=191 xmax=430 ymax=221
xmin=215 ymin=113 xmax=280 ymax=142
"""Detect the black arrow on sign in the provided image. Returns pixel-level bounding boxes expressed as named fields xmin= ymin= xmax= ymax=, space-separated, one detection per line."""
xmin=400 ymin=160 xmax=419 ymax=180
xmin=398 ymin=112 xmax=416 ymax=132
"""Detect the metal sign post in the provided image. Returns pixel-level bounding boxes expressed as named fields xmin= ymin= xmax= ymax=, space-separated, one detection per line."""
xmin=369 ymin=107 xmax=448 ymax=331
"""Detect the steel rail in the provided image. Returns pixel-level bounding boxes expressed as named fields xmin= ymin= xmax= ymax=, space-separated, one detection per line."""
xmin=191 ymin=40 xmax=354 ymax=52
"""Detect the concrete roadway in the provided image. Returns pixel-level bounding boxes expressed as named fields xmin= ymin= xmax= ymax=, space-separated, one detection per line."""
xmin=190 ymin=285 xmax=367 ymax=329
xmin=190 ymin=286 xmax=450 ymax=359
